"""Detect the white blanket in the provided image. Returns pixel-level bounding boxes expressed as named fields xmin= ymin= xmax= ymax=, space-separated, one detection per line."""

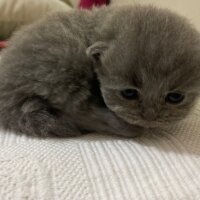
xmin=0 ymin=102 xmax=200 ymax=200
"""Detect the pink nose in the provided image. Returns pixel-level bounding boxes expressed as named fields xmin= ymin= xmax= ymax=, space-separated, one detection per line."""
xmin=142 ymin=108 xmax=157 ymax=121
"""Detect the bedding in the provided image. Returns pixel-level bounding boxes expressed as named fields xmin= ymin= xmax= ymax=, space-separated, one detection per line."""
xmin=0 ymin=101 xmax=200 ymax=199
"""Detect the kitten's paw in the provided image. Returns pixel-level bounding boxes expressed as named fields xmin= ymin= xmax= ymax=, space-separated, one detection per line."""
xmin=16 ymin=96 xmax=81 ymax=137
xmin=116 ymin=125 xmax=144 ymax=138
xmin=105 ymin=113 xmax=144 ymax=138
xmin=18 ymin=110 xmax=81 ymax=137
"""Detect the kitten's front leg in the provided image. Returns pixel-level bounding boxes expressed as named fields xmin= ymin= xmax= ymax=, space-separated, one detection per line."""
xmin=78 ymin=107 xmax=143 ymax=137
xmin=100 ymin=111 xmax=144 ymax=137
xmin=103 ymin=112 xmax=145 ymax=137
xmin=18 ymin=97 xmax=81 ymax=137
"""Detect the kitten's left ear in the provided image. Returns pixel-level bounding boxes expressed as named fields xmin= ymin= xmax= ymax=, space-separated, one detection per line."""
xmin=86 ymin=42 xmax=109 ymax=62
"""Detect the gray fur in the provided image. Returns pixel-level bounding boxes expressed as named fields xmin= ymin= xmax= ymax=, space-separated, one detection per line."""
xmin=0 ymin=5 xmax=200 ymax=137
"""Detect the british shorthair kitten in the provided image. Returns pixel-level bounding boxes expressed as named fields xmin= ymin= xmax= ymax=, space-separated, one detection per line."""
xmin=0 ymin=5 xmax=200 ymax=137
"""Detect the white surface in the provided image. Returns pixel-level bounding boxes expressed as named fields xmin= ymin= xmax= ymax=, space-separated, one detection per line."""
xmin=0 ymin=0 xmax=72 ymax=38
xmin=111 ymin=0 xmax=200 ymax=31
xmin=0 ymin=102 xmax=200 ymax=199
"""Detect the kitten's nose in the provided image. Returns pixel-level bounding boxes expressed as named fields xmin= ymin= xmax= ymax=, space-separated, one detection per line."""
xmin=142 ymin=108 xmax=157 ymax=121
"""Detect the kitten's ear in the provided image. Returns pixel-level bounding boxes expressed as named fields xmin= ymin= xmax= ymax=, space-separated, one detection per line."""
xmin=86 ymin=42 xmax=108 ymax=62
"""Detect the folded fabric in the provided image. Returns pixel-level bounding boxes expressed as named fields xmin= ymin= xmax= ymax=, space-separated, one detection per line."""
xmin=79 ymin=0 xmax=109 ymax=9
xmin=0 ymin=0 xmax=72 ymax=39
xmin=70 ymin=0 xmax=134 ymax=8
xmin=0 ymin=41 xmax=7 ymax=49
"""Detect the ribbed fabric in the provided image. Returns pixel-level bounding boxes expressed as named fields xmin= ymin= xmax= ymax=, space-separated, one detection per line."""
xmin=0 ymin=138 xmax=92 ymax=200
xmin=0 ymin=102 xmax=200 ymax=199
xmin=79 ymin=134 xmax=200 ymax=200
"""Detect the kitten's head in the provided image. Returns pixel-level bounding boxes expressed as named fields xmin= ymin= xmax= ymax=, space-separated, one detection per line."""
xmin=87 ymin=6 xmax=200 ymax=128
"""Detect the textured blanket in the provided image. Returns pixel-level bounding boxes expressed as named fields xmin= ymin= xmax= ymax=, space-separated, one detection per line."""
xmin=0 ymin=101 xmax=200 ymax=200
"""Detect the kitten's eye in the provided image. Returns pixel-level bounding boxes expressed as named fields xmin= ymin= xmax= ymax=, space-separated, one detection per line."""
xmin=121 ymin=89 xmax=139 ymax=100
xmin=165 ymin=92 xmax=185 ymax=104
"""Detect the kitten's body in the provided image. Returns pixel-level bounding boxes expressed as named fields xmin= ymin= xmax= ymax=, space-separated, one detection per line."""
xmin=0 ymin=5 xmax=200 ymax=137
xmin=0 ymin=8 xmax=137 ymax=137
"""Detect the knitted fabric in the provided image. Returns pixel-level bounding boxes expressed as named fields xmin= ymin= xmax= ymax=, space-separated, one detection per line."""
xmin=0 ymin=101 xmax=200 ymax=199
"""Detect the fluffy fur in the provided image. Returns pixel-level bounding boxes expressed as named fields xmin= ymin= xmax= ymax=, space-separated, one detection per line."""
xmin=0 ymin=5 xmax=200 ymax=137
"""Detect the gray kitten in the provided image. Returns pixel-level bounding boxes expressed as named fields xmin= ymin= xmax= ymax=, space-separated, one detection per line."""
xmin=0 ymin=5 xmax=200 ymax=137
